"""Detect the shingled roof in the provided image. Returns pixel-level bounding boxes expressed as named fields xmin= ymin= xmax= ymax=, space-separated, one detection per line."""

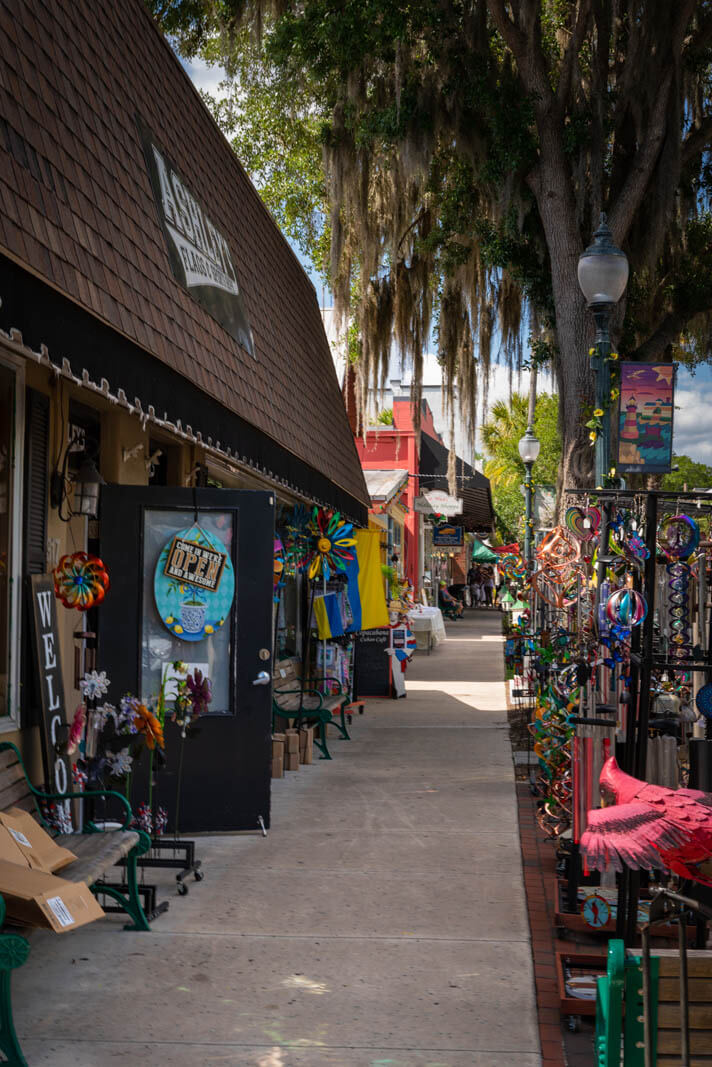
xmin=0 ymin=0 xmax=368 ymax=512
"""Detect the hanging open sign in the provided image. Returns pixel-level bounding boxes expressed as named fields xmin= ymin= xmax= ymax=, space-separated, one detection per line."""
xmin=155 ymin=524 xmax=235 ymax=643
xmin=163 ymin=536 xmax=227 ymax=593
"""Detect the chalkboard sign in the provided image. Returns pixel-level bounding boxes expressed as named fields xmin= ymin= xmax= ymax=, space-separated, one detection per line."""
xmin=29 ymin=575 xmax=72 ymax=795
xmin=354 ymin=628 xmax=393 ymax=699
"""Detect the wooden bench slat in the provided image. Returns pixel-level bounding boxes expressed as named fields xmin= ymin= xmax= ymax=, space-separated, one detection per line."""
xmin=658 ymin=1029 xmax=712 ymax=1055
xmin=0 ymin=750 xmax=20 ymax=774
xmin=658 ymin=1003 xmax=712 ymax=1028
xmin=659 ymin=977 xmax=712 ymax=1001
xmin=0 ymin=763 xmax=28 ymax=794
xmin=0 ymin=778 xmax=34 ymax=812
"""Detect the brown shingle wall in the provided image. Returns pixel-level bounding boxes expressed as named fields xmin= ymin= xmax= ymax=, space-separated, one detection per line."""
xmin=0 ymin=0 xmax=368 ymax=507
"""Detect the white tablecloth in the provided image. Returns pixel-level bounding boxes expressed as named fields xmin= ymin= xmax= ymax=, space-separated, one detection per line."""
xmin=407 ymin=607 xmax=447 ymax=649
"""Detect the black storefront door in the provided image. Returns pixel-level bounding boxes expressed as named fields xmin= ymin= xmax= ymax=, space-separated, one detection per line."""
xmin=98 ymin=486 xmax=274 ymax=831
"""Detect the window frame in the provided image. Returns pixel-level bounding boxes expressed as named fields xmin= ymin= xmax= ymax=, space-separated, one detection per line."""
xmin=0 ymin=346 xmax=25 ymax=729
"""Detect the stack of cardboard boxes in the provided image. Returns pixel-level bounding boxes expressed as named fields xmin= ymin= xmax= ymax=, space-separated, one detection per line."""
xmin=271 ymin=726 xmax=315 ymax=778
xmin=0 ymin=809 xmax=104 ymax=932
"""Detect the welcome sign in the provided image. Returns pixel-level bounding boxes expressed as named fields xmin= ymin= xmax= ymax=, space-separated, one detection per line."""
xmin=138 ymin=119 xmax=255 ymax=356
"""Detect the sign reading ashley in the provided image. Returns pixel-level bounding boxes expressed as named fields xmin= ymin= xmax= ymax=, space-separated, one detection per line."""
xmin=138 ymin=120 xmax=255 ymax=357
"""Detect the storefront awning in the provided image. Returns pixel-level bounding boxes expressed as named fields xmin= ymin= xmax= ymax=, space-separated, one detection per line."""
xmin=418 ymin=432 xmax=493 ymax=531
xmin=471 ymin=539 xmax=499 ymax=562
xmin=364 ymin=469 xmax=409 ymax=508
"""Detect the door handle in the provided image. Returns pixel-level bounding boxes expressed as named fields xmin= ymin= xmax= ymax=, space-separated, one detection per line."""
xmin=252 ymin=671 xmax=271 ymax=686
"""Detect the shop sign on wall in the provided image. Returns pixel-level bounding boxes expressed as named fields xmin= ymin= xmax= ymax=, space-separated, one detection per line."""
xmin=138 ymin=120 xmax=255 ymax=357
xmin=29 ymin=576 xmax=72 ymax=795
xmin=432 ymin=524 xmax=464 ymax=547
xmin=154 ymin=524 xmax=235 ymax=643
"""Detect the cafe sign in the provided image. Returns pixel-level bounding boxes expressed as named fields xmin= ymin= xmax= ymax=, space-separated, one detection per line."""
xmin=138 ymin=119 xmax=255 ymax=357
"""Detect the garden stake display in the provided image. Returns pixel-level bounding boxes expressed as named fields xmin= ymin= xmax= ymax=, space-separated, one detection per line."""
xmin=126 ymin=665 xmax=208 ymax=895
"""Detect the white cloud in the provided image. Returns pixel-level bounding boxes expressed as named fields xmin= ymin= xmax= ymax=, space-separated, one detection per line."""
xmin=672 ymin=384 xmax=712 ymax=463
xmin=182 ymin=56 xmax=227 ymax=98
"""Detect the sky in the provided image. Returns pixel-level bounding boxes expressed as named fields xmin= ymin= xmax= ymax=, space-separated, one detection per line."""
xmin=183 ymin=56 xmax=706 ymax=466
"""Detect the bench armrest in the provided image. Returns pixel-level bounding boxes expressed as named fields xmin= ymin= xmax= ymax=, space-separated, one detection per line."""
xmin=0 ymin=740 xmax=134 ymax=832
xmin=32 ymin=787 xmax=134 ymax=832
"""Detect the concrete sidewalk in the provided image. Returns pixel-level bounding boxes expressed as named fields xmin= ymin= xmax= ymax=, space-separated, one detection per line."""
xmin=15 ymin=608 xmax=540 ymax=1066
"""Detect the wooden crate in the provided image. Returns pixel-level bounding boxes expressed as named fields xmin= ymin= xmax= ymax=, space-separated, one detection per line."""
xmin=650 ymin=950 xmax=712 ymax=1066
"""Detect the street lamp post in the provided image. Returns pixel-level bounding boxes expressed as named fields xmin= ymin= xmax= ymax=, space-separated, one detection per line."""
xmin=518 ymin=427 xmax=540 ymax=564
xmin=577 ymin=213 xmax=629 ymax=488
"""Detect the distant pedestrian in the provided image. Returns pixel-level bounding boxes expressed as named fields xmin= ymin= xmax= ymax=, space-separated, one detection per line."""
xmin=483 ymin=566 xmax=495 ymax=608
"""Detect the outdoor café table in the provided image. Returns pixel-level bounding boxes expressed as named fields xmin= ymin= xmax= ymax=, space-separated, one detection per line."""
xmin=407 ymin=606 xmax=447 ymax=654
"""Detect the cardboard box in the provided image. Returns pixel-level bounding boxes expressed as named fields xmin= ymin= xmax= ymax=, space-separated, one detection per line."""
xmin=285 ymin=729 xmax=300 ymax=755
xmin=272 ymin=733 xmax=285 ymax=760
xmin=271 ymin=756 xmax=284 ymax=779
xmin=299 ymin=726 xmax=314 ymax=765
xmin=0 ymin=860 xmax=104 ymax=932
xmin=285 ymin=752 xmax=300 ymax=771
xmin=0 ymin=809 xmax=76 ymax=873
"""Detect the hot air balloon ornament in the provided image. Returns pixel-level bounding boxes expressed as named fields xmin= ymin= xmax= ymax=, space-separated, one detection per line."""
xmin=306 ymin=508 xmax=356 ymax=580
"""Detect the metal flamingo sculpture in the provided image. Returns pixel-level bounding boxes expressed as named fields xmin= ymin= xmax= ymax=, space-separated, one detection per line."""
xmin=581 ymin=756 xmax=712 ymax=886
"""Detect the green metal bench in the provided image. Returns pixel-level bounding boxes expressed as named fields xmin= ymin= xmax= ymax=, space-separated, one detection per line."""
xmin=272 ymin=659 xmax=350 ymax=760
xmin=0 ymin=742 xmax=153 ymax=1066
xmin=0 ymin=894 xmax=30 ymax=1066
xmin=0 ymin=742 xmax=152 ymax=931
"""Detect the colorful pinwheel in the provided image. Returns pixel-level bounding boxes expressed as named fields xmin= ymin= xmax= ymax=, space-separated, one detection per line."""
xmin=306 ymin=508 xmax=356 ymax=580
xmin=53 ymin=552 xmax=110 ymax=611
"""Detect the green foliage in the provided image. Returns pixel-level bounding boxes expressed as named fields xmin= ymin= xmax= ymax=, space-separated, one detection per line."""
xmin=149 ymin=0 xmax=712 ymax=490
xmin=181 ymin=22 xmax=331 ymax=279
xmin=375 ymin=408 xmax=394 ymax=425
xmin=661 ymin=453 xmax=712 ymax=492
xmin=481 ymin=393 xmax=561 ymax=539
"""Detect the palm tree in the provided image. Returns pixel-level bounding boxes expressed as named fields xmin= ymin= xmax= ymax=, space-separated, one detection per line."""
xmin=481 ymin=396 xmax=529 ymax=489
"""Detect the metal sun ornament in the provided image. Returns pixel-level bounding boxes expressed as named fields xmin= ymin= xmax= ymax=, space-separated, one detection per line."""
xmin=306 ymin=508 xmax=356 ymax=580
xmin=53 ymin=552 xmax=110 ymax=611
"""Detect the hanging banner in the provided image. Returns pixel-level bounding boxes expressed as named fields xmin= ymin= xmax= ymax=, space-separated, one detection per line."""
xmin=432 ymin=524 xmax=464 ymax=547
xmin=617 ymin=363 xmax=675 ymax=473
xmin=154 ymin=524 xmax=235 ymax=642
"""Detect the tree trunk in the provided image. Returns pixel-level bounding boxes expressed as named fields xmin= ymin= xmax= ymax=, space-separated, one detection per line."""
xmin=532 ymin=146 xmax=596 ymax=495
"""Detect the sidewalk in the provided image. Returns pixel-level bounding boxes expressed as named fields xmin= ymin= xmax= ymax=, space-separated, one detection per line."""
xmin=15 ymin=609 xmax=540 ymax=1066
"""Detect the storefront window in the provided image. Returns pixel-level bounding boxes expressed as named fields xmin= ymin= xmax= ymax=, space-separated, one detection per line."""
xmin=0 ymin=361 xmax=21 ymax=720
xmin=276 ymin=572 xmax=301 ymax=658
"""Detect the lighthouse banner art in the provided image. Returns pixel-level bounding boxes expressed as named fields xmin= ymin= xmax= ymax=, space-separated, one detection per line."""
xmin=617 ymin=363 xmax=676 ymax=474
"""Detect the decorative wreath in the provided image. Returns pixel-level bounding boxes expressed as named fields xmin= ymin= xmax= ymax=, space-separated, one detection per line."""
xmin=53 ymin=552 xmax=110 ymax=611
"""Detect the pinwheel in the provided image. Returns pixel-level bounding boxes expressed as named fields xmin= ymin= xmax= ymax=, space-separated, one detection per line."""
xmin=53 ymin=552 xmax=110 ymax=611
xmin=306 ymin=508 xmax=356 ymax=580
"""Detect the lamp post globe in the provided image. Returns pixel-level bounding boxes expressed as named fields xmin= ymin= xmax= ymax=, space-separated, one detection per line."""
xmin=519 ymin=430 xmax=539 ymax=564
xmin=518 ymin=431 xmax=541 ymax=465
xmin=578 ymin=213 xmax=629 ymax=488
xmin=577 ymin=214 xmax=629 ymax=308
